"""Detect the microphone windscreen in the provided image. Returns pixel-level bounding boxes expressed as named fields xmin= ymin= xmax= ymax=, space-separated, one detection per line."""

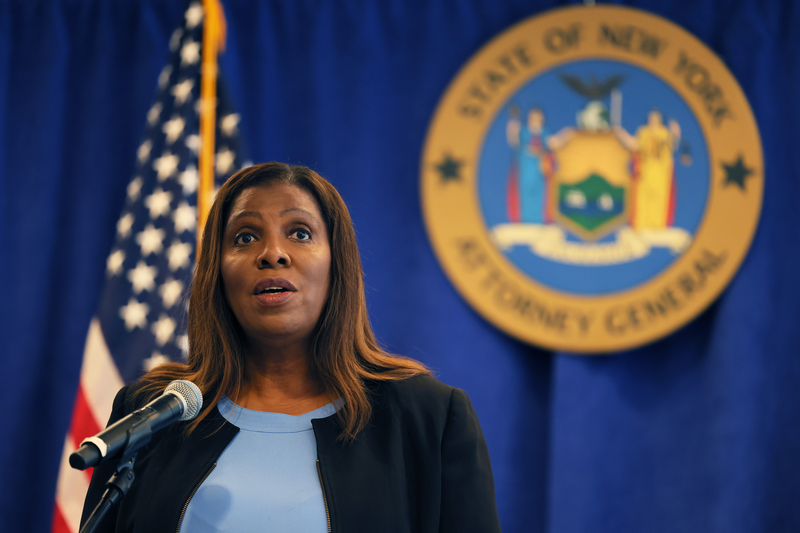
xmin=165 ymin=380 xmax=203 ymax=421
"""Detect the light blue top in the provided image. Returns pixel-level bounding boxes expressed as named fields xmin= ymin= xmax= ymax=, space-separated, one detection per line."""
xmin=178 ymin=396 xmax=337 ymax=533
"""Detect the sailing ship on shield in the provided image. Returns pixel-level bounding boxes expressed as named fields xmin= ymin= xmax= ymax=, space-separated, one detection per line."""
xmin=493 ymin=74 xmax=693 ymax=265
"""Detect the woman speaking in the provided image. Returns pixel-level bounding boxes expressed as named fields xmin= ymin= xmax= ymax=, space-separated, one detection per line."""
xmin=81 ymin=162 xmax=501 ymax=532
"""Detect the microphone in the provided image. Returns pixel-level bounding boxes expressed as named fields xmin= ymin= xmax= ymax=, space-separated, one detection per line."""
xmin=69 ymin=380 xmax=203 ymax=471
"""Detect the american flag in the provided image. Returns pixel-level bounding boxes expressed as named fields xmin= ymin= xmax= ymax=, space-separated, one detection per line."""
xmin=52 ymin=2 xmax=247 ymax=531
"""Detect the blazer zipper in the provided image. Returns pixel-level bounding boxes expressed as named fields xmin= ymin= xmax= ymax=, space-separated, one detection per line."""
xmin=175 ymin=462 xmax=217 ymax=533
xmin=316 ymin=459 xmax=332 ymax=533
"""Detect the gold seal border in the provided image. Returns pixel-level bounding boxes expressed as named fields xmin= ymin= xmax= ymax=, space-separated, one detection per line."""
xmin=420 ymin=5 xmax=763 ymax=353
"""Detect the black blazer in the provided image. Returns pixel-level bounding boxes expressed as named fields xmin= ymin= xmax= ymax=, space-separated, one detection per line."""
xmin=81 ymin=374 xmax=501 ymax=532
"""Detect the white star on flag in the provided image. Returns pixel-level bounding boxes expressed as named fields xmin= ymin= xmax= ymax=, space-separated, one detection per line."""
xmin=220 ymin=113 xmax=241 ymax=137
xmin=179 ymin=164 xmax=198 ymax=194
xmin=127 ymin=260 xmax=158 ymax=294
xmin=158 ymin=65 xmax=173 ymax=89
xmin=106 ymin=249 xmax=125 ymax=276
xmin=135 ymin=224 xmax=166 ymax=256
xmin=169 ymin=29 xmax=184 ymax=52
xmin=185 ymin=3 xmax=204 ymax=29
xmin=173 ymin=201 xmax=197 ymax=234
xmin=119 ymin=298 xmax=150 ymax=330
xmin=186 ymin=134 xmax=201 ymax=155
xmin=143 ymin=352 xmax=171 ymax=372
xmin=216 ymin=148 xmax=235 ymax=175
xmin=162 ymin=116 xmax=186 ymax=145
xmin=137 ymin=140 xmax=153 ymax=164
xmin=148 ymin=102 xmax=163 ymax=126
xmin=159 ymin=278 xmax=185 ymax=309
xmin=166 ymin=240 xmax=193 ymax=271
xmin=127 ymin=177 xmax=143 ymax=202
xmin=180 ymin=40 xmax=201 ymax=66
xmin=117 ymin=212 xmax=134 ymax=239
xmin=153 ymin=152 xmax=180 ymax=181
xmin=144 ymin=188 xmax=174 ymax=219
xmin=176 ymin=334 xmax=190 ymax=356
xmin=172 ymin=78 xmax=195 ymax=106
xmin=152 ymin=314 xmax=177 ymax=346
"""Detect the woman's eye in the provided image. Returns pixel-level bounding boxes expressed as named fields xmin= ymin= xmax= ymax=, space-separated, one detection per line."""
xmin=234 ymin=232 xmax=256 ymax=245
xmin=292 ymin=228 xmax=311 ymax=241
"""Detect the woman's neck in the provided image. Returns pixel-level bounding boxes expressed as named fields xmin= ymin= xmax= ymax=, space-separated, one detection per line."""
xmin=235 ymin=344 xmax=331 ymax=415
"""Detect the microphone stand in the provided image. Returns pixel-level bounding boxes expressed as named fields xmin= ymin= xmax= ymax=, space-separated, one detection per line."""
xmin=73 ymin=392 xmax=177 ymax=532
xmin=79 ymin=453 xmax=137 ymax=533
xmin=73 ymin=382 xmax=200 ymax=532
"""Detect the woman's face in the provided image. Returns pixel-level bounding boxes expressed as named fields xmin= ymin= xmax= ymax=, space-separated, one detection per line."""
xmin=221 ymin=182 xmax=331 ymax=349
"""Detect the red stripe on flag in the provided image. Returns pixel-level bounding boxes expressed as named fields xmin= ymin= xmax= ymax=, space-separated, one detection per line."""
xmin=51 ymin=503 xmax=72 ymax=533
xmin=68 ymin=386 xmax=100 ymax=483
xmin=69 ymin=386 xmax=103 ymax=451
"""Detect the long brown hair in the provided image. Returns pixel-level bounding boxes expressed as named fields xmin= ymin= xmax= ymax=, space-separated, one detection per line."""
xmin=138 ymin=162 xmax=429 ymax=440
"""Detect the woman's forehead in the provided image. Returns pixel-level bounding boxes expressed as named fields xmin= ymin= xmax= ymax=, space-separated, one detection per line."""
xmin=225 ymin=182 xmax=325 ymax=228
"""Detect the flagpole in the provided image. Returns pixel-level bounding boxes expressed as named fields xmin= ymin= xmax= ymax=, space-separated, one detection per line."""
xmin=197 ymin=0 xmax=227 ymax=248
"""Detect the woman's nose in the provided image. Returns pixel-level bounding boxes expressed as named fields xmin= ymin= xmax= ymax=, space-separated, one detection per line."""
xmin=256 ymin=237 xmax=290 ymax=268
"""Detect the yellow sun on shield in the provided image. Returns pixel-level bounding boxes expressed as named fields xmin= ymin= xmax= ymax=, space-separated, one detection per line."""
xmin=553 ymin=130 xmax=631 ymax=241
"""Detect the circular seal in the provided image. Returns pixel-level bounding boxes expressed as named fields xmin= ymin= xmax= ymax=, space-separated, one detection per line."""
xmin=421 ymin=5 xmax=763 ymax=353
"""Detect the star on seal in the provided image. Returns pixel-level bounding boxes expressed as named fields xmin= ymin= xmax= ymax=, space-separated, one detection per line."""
xmin=435 ymin=154 xmax=463 ymax=183
xmin=722 ymin=155 xmax=755 ymax=191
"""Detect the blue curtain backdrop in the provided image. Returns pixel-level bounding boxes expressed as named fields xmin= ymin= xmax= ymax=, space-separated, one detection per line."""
xmin=1 ymin=0 xmax=798 ymax=531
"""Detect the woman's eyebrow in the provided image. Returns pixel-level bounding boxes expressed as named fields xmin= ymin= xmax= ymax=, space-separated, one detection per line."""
xmin=227 ymin=210 xmax=262 ymax=225
xmin=227 ymin=207 xmax=318 ymax=226
xmin=279 ymin=207 xmax=317 ymax=220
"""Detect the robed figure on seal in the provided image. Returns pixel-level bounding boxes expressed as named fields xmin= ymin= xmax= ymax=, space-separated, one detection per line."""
xmin=615 ymin=109 xmax=681 ymax=230
xmin=506 ymin=107 xmax=572 ymax=224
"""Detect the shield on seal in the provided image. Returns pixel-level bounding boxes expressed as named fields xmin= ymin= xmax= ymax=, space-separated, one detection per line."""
xmin=552 ymin=130 xmax=631 ymax=241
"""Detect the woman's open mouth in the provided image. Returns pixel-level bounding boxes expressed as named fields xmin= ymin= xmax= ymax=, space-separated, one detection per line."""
xmin=253 ymin=278 xmax=297 ymax=305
